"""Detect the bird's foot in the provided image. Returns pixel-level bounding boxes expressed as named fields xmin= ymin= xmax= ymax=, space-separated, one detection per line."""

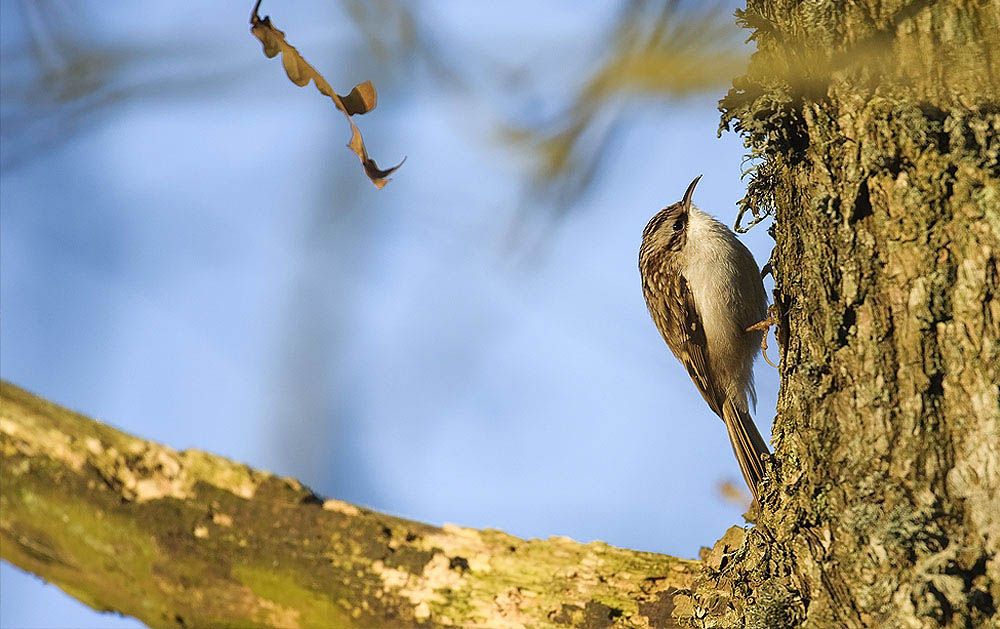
xmin=746 ymin=305 xmax=779 ymax=368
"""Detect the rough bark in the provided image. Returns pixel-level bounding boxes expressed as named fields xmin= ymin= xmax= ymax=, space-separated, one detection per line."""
xmin=697 ymin=0 xmax=1000 ymax=627
xmin=0 ymin=381 xmax=702 ymax=628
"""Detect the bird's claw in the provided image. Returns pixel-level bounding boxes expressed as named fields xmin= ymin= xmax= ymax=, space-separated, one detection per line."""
xmin=746 ymin=305 xmax=780 ymax=368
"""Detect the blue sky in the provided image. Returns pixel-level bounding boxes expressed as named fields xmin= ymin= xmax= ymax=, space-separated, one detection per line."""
xmin=0 ymin=2 xmax=771 ymax=627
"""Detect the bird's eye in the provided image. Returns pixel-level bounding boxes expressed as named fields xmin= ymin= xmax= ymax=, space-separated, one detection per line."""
xmin=672 ymin=219 xmax=685 ymax=231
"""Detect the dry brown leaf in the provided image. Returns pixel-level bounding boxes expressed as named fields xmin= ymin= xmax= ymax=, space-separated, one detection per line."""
xmin=348 ymin=124 xmax=405 ymax=190
xmin=249 ymin=1 xmax=403 ymax=188
xmin=341 ymin=81 xmax=377 ymax=116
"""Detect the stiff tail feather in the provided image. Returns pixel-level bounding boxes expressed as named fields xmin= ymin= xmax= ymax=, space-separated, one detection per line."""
xmin=722 ymin=401 xmax=770 ymax=502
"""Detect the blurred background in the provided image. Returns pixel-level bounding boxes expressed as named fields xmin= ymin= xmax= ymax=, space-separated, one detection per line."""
xmin=0 ymin=1 xmax=776 ymax=627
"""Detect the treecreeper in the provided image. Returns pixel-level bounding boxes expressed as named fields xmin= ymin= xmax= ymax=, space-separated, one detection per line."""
xmin=638 ymin=175 xmax=771 ymax=501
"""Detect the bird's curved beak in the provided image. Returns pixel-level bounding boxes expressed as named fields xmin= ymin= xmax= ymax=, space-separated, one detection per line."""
xmin=681 ymin=175 xmax=702 ymax=212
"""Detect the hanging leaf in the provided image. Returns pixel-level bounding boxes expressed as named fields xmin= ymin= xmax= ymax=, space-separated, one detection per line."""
xmin=341 ymin=82 xmax=377 ymax=116
xmin=249 ymin=0 xmax=403 ymax=188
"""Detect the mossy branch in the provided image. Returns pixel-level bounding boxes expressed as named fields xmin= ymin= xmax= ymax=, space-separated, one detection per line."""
xmin=0 ymin=382 xmax=713 ymax=628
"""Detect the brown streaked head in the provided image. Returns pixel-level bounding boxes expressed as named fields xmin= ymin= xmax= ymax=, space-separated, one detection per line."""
xmin=640 ymin=175 xmax=701 ymax=254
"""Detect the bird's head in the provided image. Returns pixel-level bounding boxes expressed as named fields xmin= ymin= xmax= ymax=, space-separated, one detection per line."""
xmin=641 ymin=175 xmax=701 ymax=255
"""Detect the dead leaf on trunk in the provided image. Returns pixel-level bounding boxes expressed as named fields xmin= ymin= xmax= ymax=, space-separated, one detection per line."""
xmin=249 ymin=0 xmax=403 ymax=189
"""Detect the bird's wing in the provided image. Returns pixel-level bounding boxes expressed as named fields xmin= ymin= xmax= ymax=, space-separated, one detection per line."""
xmin=651 ymin=273 xmax=726 ymax=420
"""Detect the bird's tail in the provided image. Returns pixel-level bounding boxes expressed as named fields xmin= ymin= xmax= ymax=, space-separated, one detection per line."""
xmin=722 ymin=401 xmax=770 ymax=502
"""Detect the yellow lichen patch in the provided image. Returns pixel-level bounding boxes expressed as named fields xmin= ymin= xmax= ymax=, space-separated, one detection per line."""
xmin=182 ymin=450 xmax=263 ymax=500
xmin=0 ymin=415 xmax=87 ymax=472
xmin=370 ymin=560 xmax=407 ymax=589
xmin=407 ymin=554 xmax=465 ymax=601
xmin=83 ymin=436 xmax=103 ymax=455
xmin=370 ymin=552 xmax=469 ymax=624
xmin=483 ymin=586 xmax=544 ymax=629
xmin=84 ymin=441 xmax=192 ymax=503
xmin=256 ymin=597 xmax=302 ymax=629
xmin=421 ymin=523 xmax=495 ymax=573
xmin=212 ymin=512 xmax=234 ymax=527
xmin=413 ymin=600 xmax=431 ymax=621
xmin=322 ymin=499 xmax=361 ymax=516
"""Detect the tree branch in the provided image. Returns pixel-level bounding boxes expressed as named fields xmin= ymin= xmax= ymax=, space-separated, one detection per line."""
xmin=0 ymin=382 xmax=710 ymax=628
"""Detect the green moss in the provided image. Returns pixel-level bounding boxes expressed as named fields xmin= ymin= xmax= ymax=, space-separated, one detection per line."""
xmin=1 ymin=455 xmax=168 ymax=625
xmin=233 ymin=565 xmax=353 ymax=629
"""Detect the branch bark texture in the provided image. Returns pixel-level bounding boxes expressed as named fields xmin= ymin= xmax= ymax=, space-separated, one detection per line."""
xmin=0 ymin=382 xmax=703 ymax=628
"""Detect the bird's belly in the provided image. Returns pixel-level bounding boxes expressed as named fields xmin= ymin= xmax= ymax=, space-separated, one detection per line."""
xmin=685 ymin=259 xmax=753 ymax=391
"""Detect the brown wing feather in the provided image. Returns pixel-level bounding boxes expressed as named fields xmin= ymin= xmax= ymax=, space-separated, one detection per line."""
xmin=643 ymin=270 xmax=726 ymax=420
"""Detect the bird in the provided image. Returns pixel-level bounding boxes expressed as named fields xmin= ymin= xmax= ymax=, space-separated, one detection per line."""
xmin=638 ymin=175 xmax=770 ymax=502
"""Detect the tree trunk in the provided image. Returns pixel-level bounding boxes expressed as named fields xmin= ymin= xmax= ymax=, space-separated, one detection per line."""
xmin=699 ymin=0 xmax=999 ymax=626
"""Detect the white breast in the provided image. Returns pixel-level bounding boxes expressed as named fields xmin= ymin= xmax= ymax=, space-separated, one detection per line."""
xmin=681 ymin=206 xmax=766 ymax=408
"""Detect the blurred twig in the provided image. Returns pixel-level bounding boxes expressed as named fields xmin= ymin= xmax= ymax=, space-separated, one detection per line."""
xmin=0 ymin=1 xmax=253 ymax=170
xmin=507 ymin=0 xmax=748 ymax=214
